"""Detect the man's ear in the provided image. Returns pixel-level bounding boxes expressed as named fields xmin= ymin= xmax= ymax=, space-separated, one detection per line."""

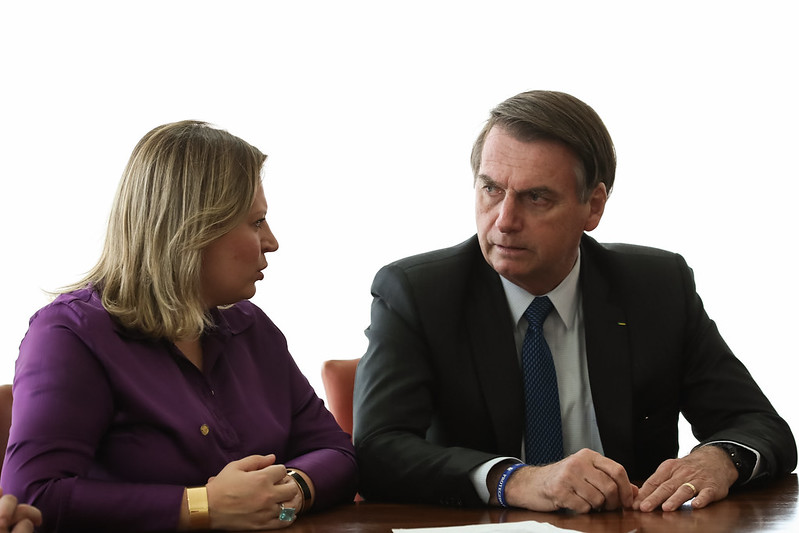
xmin=584 ymin=183 xmax=607 ymax=232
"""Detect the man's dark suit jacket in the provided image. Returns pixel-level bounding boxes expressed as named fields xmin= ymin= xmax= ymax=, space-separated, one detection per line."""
xmin=353 ymin=234 xmax=796 ymax=506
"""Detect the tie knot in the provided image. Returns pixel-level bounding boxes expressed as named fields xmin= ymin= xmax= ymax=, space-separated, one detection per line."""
xmin=524 ymin=296 xmax=554 ymax=328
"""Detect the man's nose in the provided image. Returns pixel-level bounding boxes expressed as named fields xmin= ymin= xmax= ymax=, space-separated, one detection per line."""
xmin=495 ymin=197 xmax=522 ymax=233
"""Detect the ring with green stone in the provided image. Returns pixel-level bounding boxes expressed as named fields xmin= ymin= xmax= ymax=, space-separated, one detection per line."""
xmin=278 ymin=503 xmax=296 ymax=522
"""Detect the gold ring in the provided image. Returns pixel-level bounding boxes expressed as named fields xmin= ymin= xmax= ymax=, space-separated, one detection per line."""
xmin=681 ymin=482 xmax=698 ymax=497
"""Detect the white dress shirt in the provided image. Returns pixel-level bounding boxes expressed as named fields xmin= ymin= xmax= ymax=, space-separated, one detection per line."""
xmin=471 ymin=252 xmax=602 ymax=501
xmin=500 ymin=251 xmax=604 ymax=459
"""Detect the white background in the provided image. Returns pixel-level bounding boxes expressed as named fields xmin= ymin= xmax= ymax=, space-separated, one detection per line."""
xmin=1 ymin=1 xmax=797 ymax=458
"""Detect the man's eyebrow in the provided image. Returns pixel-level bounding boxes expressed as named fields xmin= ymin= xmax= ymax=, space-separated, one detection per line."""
xmin=519 ymin=186 xmax=554 ymax=196
xmin=476 ymin=174 xmax=500 ymax=187
xmin=477 ymin=175 xmax=553 ymax=196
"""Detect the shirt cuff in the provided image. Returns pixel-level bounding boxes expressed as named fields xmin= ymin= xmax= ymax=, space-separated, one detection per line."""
xmin=469 ymin=457 xmax=520 ymax=503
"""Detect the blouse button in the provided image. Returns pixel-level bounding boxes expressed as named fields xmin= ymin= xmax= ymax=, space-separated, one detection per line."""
xmin=200 ymin=424 xmax=210 ymax=436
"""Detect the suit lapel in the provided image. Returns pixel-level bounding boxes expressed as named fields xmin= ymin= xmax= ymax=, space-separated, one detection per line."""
xmin=580 ymin=236 xmax=635 ymax=469
xmin=464 ymin=243 xmax=524 ymax=457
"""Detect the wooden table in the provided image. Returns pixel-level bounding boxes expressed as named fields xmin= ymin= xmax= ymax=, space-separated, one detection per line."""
xmin=290 ymin=474 xmax=798 ymax=532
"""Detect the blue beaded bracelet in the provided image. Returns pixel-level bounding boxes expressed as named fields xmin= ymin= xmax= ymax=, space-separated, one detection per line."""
xmin=497 ymin=463 xmax=526 ymax=508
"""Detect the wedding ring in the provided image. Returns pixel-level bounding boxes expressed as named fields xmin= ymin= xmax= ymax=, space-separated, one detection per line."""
xmin=681 ymin=482 xmax=698 ymax=497
xmin=278 ymin=503 xmax=296 ymax=522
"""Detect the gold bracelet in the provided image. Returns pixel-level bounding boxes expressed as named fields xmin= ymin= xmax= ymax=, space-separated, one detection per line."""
xmin=186 ymin=486 xmax=211 ymax=530
xmin=287 ymin=470 xmax=312 ymax=514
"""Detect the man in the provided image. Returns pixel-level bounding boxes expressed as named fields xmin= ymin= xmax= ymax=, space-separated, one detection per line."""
xmin=352 ymin=90 xmax=796 ymax=513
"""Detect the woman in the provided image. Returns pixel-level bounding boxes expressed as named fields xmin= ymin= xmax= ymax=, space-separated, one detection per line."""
xmin=0 ymin=121 xmax=358 ymax=531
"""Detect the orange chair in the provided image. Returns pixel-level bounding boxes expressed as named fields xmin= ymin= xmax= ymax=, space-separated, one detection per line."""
xmin=0 ymin=384 xmax=12 ymax=476
xmin=321 ymin=359 xmax=359 ymax=436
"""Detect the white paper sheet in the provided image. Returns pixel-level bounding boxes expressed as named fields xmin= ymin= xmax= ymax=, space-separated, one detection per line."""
xmin=393 ymin=520 xmax=584 ymax=532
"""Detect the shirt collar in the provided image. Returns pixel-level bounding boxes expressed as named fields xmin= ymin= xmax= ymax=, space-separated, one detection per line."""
xmin=499 ymin=248 xmax=581 ymax=329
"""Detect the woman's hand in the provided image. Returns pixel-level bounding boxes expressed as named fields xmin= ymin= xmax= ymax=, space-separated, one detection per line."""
xmin=205 ymin=454 xmax=301 ymax=530
xmin=280 ymin=478 xmax=304 ymax=516
xmin=0 ymin=488 xmax=43 ymax=533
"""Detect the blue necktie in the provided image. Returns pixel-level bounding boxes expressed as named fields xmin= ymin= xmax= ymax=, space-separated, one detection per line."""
xmin=522 ymin=296 xmax=563 ymax=465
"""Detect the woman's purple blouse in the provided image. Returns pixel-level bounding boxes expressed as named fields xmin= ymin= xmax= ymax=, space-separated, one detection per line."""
xmin=1 ymin=288 xmax=357 ymax=532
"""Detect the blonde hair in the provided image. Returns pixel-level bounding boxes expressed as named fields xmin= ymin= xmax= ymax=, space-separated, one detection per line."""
xmin=65 ymin=120 xmax=266 ymax=340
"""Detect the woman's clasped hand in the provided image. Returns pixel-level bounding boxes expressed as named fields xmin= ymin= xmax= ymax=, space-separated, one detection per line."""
xmin=201 ymin=455 xmax=309 ymax=530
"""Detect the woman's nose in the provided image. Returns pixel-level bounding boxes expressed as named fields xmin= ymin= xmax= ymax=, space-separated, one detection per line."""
xmin=261 ymin=224 xmax=279 ymax=252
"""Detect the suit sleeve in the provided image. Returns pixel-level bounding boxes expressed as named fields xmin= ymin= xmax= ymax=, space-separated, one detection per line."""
xmin=675 ymin=254 xmax=797 ymax=482
xmin=353 ymin=264 xmax=499 ymax=506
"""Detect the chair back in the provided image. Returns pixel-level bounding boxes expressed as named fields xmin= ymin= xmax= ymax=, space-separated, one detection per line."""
xmin=321 ymin=359 xmax=359 ymax=436
xmin=0 ymin=384 xmax=12 ymax=476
